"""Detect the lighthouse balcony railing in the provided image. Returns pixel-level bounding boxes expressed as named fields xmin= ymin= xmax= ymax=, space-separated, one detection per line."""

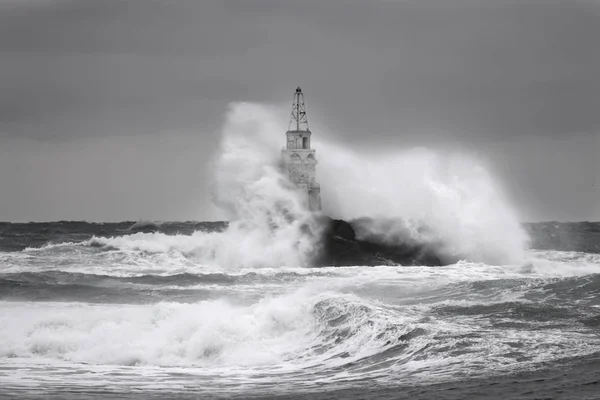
xmin=281 ymin=148 xmax=316 ymax=153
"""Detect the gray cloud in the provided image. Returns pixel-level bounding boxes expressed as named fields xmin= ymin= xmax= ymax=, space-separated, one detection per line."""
xmin=0 ymin=0 xmax=598 ymax=221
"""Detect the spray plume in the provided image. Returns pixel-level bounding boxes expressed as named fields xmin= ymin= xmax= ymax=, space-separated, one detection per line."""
xmin=210 ymin=102 xmax=528 ymax=266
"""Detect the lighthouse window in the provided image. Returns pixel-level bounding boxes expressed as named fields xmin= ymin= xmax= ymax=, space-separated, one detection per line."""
xmin=303 ymin=137 xmax=309 ymax=149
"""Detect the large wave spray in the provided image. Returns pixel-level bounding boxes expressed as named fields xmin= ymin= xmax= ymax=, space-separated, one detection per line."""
xmin=206 ymin=103 xmax=322 ymax=267
xmin=86 ymin=103 xmax=320 ymax=269
xmin=209 ymin=102 xmax=527 ymax=265
xmin=317 ymin=144 xmax=528 ymax=264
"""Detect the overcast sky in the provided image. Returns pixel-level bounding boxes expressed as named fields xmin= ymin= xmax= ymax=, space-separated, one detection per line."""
xmin=0 ymin=0 xmax=598 ymax=222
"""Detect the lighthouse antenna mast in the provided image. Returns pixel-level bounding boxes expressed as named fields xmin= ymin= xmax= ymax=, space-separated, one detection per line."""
xmin=288 ymin=87 xmax=309 ymax=131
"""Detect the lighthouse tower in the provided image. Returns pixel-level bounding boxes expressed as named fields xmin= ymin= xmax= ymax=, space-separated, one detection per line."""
xmin=281 ymin=87 xmax=322 ymax=212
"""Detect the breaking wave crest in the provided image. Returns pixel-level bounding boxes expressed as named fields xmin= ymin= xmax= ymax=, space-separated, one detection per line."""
xmin=2 ymin=283 xmax=597 ymax=386
xmin=0 ymin=291 xmax=410 ymax=370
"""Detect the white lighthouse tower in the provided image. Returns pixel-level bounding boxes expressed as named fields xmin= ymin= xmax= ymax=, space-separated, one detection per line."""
xmin=281 ymin=87 xmax=322 ymax=212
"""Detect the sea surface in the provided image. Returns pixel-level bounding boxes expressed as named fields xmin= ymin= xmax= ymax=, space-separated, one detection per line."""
xmin=1 ymin=221 xmax=600 ymax=399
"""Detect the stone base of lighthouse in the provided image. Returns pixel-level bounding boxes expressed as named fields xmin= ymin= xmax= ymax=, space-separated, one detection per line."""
xmin=292 ymin=182 xmax=321 ymax=212
xmin=308 ymin=186 xmax=322 ymax=212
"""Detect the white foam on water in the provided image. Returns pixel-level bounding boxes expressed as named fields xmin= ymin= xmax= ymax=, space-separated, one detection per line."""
xmin=0 ymin=288 xmax=417 ymax=371
xmin=525 ymin=250 xmax=600 ymax=277
xmin=1 ymin=275 xmax=599 ymax=392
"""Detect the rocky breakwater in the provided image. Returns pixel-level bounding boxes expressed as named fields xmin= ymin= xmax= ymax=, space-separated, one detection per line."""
xmin=315 ymin=216 xmax=454 ymax=267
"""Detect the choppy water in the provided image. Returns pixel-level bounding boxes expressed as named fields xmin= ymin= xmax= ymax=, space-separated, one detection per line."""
xmin=1 ymin=222 xmax=600 ymax=399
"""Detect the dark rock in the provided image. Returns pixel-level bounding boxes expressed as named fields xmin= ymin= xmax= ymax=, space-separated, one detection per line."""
xmin=328 ymin=219 xmax=356 ymax=241
xmin=314 ymin=216 xmax=453 ymax=267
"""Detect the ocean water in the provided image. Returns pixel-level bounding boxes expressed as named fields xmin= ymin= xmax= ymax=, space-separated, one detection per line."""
xmin=1 ymin=221 xmax=600 ymax=400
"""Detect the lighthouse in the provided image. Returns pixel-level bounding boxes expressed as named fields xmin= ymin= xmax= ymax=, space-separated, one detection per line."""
xmin=281 ymin=87 xmax=322 ymax=212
